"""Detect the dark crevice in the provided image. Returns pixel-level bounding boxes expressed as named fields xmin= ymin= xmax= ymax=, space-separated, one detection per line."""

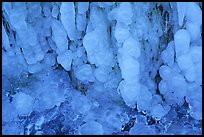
xmin=121 ymin=117 xmax=136 ymax=132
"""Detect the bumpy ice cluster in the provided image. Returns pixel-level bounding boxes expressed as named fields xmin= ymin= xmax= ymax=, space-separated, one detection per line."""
xmin=2 ymin=2 xmax=202 ymax=135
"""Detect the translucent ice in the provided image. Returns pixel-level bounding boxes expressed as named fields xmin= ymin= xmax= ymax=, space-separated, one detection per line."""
xmin=151 ymin=104 xmax=167 ymax=120
xmin=76 ymin=13 xmax=87 ymax=31
xmin=51 ymin=19 xmax=68 ymax=53
xmin=94 ymin=66 xmax=110 ymax=83
xmin=170 ymin=73 xmax=187 ymax=98
xmin=43 ymin=53 xmax=56 ymax=66
xmin=52 ymin=3 xmax=59 ymax=18
xmin=60 ymin=2 xmax=76 ymax=40
xmin=161 ymin=41 xmax=175 ymax=66
xmin=79 ymin=121 xmax=103 ymax=135
xmin=174 ymin=29 xmax=191 ymax=57
xmin=129 ymin=123 xmax=156 ymax=135
xmin=28 ymin=63 xmax=43 ymax=73
xmin=158 ymin=80 xmax=169 ymax=94
xmin=83 ymin=30 xmax=98 ymax=56
xmin=9 ymin=3 xmax=26 ymax=30
xmin=26 ymin=2 xmax=41 ymax=22
xmin=184 ymin=66 xmax=196 ymax=82
xmin=12 ymin=92 xmax=34 ymax=116
xmin=189 ymin=46 xmax=202 ymax=64
xmin=177 ymin=2 xmax=187 ymax=27
xmin=120 ymin=56 xmax=140 ymax=81
xmin=97 ymin=2 xmax=114 ymax=8
xmin=2 ymin=23 xmax=10 ymax=50
xmin=26 ymin=24 xmax=37 ymax=46
xmin=114 ymin=22 xmax=130 ymax=43
xmin=137 ymin=85 xmax=152 ymax=111
xmin=118 ymin=80 xmax=140 ymax=107
xmin=57 ymin=50 xmax=73 ymax=71
xmin=71 ymin=91 xmax=91 ymax=114
xmin=75 ymin=64 xmax=93 ymax=82
xmin=186 ymin=22 xmax=201 ymax=41
xmin=123 ymin=37 xmax=141 ymax=58
xmin=159 ymin=65 xmax=172 ymax=80
xmin=176 ymin=52 xmax=193 ymax=71
xmin=78 ymin=2 xmax=89 ymax=14
xmin=116 ymin=2 xmax=133 ymax=25
xmin=185 ymin=2 xmax=202 ymax=26
xmin=42 ymin=2 xmax=51 ymax=17
xmin=2 ymin=2 xmax=202 ymax=135
xmin=2 ymin=99 xmax=18 ymax=122
xmin=186 ymin=86 xmax=202 ymax=120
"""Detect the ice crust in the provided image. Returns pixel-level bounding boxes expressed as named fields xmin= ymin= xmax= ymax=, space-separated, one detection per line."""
xmin=2 ymin=2 xmax=202 ymax=135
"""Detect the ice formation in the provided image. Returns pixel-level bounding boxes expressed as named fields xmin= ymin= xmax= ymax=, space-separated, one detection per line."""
xmin=2 ymin=2 xmax=202 ymax=135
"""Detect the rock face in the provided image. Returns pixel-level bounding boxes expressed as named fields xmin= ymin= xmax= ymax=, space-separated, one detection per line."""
xmin=2 ymin=2 xmax=202 ymax=135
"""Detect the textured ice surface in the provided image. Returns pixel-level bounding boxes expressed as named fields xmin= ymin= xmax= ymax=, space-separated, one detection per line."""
xmin=129 ymin=123 xmax=156 ymax=135
xmin=12 ymin=92 xmax=34 ymax=116
xmin=78 ymin=2 xmax=89 ymax=14
xmin=114 ymin=22 xmax=130 ymax=43
xmin=75 ymin=64 xmax=93 ymax=82
xmin=51 ymin=19 xmax=68 ymax=53
xmin=94 ymin=66 xmax=110 ymax=83
xmin=60 ymin=2 xmax=76 ymax=40
xmin=161 ymin=41 xmax=175 ymax=66
xmin=177 ymin=2 xmax=187 ymax=27
xmin=78 ymin=121 xmax=103 ymax=135
xmin=57 ymin=50 xmax=73 ymax=71
xmin=2 ymin=2 xmax=202 ymax=135
xmin=174 ymin=29 xmax=191 ymax=57
xmin=2 ymin=23 xmax=10 ymax=50
xmin=116 ymin=2 xmax=133 ymax=25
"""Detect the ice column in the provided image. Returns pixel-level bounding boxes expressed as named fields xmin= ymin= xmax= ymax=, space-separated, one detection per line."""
xmin=114 ymin=2 xmax=141 ymax=107
xmin=82 ymin=3 xmax=114 ymax=84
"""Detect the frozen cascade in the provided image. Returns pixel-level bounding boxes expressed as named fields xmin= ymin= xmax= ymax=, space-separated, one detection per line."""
xmin=2 ymin=2 xmax=202 ymax=135
xmin=112 ymin=2 xmax=142 ymax=108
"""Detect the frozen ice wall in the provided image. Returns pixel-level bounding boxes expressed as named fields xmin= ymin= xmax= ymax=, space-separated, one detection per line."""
xmin=2 ymin=2 xmax=202 ymax=135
